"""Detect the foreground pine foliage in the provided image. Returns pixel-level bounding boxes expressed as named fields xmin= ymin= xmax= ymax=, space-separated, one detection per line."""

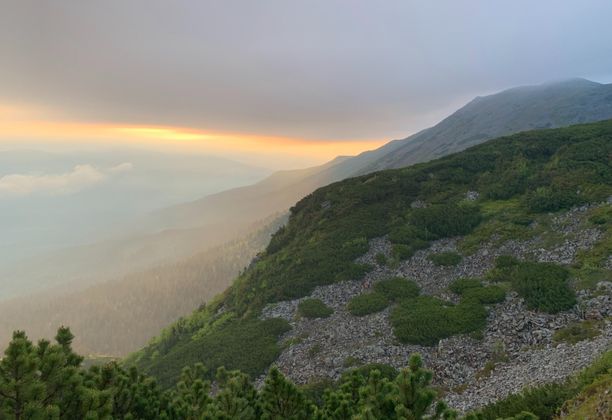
xmin=4 ymin=327 xmax=609 ymax=419
xmin=0 ymin=328 xmax=462 ymax=419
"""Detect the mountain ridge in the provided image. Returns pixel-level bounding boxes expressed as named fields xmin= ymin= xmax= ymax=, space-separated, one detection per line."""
xmin=129 ymin=119 xmax=612 ymax=411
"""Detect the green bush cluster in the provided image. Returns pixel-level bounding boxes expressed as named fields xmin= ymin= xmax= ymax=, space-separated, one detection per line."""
xmin=390 ymin=296 xmax=487 ymax=346
xmin=489 ymin=259 xmax=576 ymax=313
xmin=143 ymin=318 xmax=291 ymax=387
xmin=342 ymin=363 xmax=400 ymax=383
xmin=495 ymin=255 xmax=520 ymax=269
xmin=552 ymin=320 xmax=601 ymax=344
xmin=374 ymin=253 xmax=388 ymax=265
xmin=411 ymin=203 xmax=482 ymax=238
xmin=391 ymin=244 xmax=413 ymax=260
xmin=463 ymin=285 xmax=506 ymax=304
xmin=449 ymin=278 xmax=507 ymax=304
xmin=373 ymin=277 xmax=420 ymax=302
xmin=524 ymin=186 xmax=583 ymax=213
xmin=449 ymin=277 xmax=483 ymax=294
xmin=347 ymin=292 xmax=389 ymax=316
xmin=297 ymin=298 xmax=334 ymax=319
xmin=428 ymin=251 xmax=463 ymax=266
xmin=510 ymin=262 xmax=576 ymax=313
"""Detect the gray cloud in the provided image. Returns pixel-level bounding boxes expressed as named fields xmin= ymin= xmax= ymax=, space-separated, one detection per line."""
xmin=0 ymin=163 xmax=132 ymax=197
xmin=1 ymin=1 xmax=612 ymax=140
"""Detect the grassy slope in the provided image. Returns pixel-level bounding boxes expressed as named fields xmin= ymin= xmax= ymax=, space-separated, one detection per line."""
xmin=129 ymin=120 xmax=612 ymax=387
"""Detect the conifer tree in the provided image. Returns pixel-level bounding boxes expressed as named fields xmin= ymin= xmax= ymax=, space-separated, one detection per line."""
xmin=260 ymin=367 xmax=314 ymax=420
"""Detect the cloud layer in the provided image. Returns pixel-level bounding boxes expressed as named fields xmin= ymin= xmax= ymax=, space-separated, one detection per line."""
xmin=1 ymin=1 xmax=611 ymax=142
xmin=0 ymin=163 xmax=132 ymax=198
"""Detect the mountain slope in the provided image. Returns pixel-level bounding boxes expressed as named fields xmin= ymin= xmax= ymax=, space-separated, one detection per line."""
xmin=357 ymin=78 xmax=612 ymax=173
xmin=153 ymin=78 xmax=612 ymax=234
xmin=129 ymin=120 xmax=612 ymax=396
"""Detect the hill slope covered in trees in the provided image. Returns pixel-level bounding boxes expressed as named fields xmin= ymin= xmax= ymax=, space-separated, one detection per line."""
xmin=128 ymin=119 xmax=612 ymax=407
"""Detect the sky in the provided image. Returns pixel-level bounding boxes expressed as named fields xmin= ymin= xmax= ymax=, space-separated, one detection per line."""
xmin=1 ymin=0 xmax=612 ymax=168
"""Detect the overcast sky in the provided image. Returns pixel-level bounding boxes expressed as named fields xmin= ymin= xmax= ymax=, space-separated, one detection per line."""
xmin=1 ymin=0 xmax=612 ymax=164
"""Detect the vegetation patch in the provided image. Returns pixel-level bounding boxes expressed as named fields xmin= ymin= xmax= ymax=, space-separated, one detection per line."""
xmin=342 ymin=363 xmax=400 ymax=382
xmin=392 ymin=243 xmax=416 ymax=261
xmin=297 ymin=298 xmax=334 ymax=319
xmin=143 ymin=318 xmax=291 ymax=387
xmin=449 ymin=277 xmax=483 ymax=294
xmin=490 ymin=261 xmax=576 ymax=313
xmin=347 ymin=292 xmax=388 ymax=316
xmin=511 ymin=263 xmax=576 ymax=313
xmin=375 ymin=253 xmax=388 ymax=266
xmin=462 ymin=285 xmax=506 ymax=304
xmin=524 ymin=186 xmax=583 ymax=213
xmin=552 ymin=320 xmax=601 ymax=345
xmin=373 ymin=277 xmax=420 ymax=302
xmin=390 ymin=296 xmax=487 ymax=346
xmin=450 ymin=277 xmax=506 ymax=304
xmin=428 ymin=251 xmax=463 ymax=266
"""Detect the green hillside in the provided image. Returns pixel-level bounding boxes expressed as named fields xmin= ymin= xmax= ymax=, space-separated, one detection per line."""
xmin=128 ymin=120 xmax=612 ymax=387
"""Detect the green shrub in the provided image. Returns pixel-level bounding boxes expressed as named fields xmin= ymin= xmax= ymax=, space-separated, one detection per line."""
xmin=463 ymin=286 xmax=506 ymax=304
xmin=477 ymin=383 xmax=572 ymax=420
xmin=374 ymin=277 xmax=420 ymax=302
xmin=511 ymin=262 xmax=576 ymax=313
xmin=392 ymin=244 xmax=414 ymax=260
xmin=297 ymin=298 xmax=334 ymax=319
xmin=301 ymin=377 xmax=335 ymax=406
xmin=390 ymin=296 xmax=487 ymax=346
xmin=347 ymin=292 xmax=388 ymax=316
xmin=145 ymin=318 xmax=291 ymax=386
xmin=524 ymin=186 xmax=582 ymax=213
xmin=495 ymin=255 xmax=520 ymax=269
xmin=375 ymin=253 xmax=388 ymax=266
xmin=553 ymin=320 xmax=601 ymax=344
xmin=449 ymin=278 xmax=483 ymax=294
xmin=389 ymin=225 xmax=428 ymax=244
xmin=343 ymin=363 xmax=399 ymax=382
xmin=411 ymin=203 xmax=482 ymax=239
xmin=428 ymin=251 xmax=463 ymax=266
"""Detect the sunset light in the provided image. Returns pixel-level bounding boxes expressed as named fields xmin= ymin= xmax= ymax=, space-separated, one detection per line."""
xmin=0 ymin=108 xmax=387 ymax=163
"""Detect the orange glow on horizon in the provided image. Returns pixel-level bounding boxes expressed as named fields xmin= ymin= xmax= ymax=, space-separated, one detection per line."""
xmin=0 ymin=104 xmax=387 ymax=163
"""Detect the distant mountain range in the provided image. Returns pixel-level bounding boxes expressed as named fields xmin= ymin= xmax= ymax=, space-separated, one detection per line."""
xmin=152 ymin=78 xmax=612 ymax=233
